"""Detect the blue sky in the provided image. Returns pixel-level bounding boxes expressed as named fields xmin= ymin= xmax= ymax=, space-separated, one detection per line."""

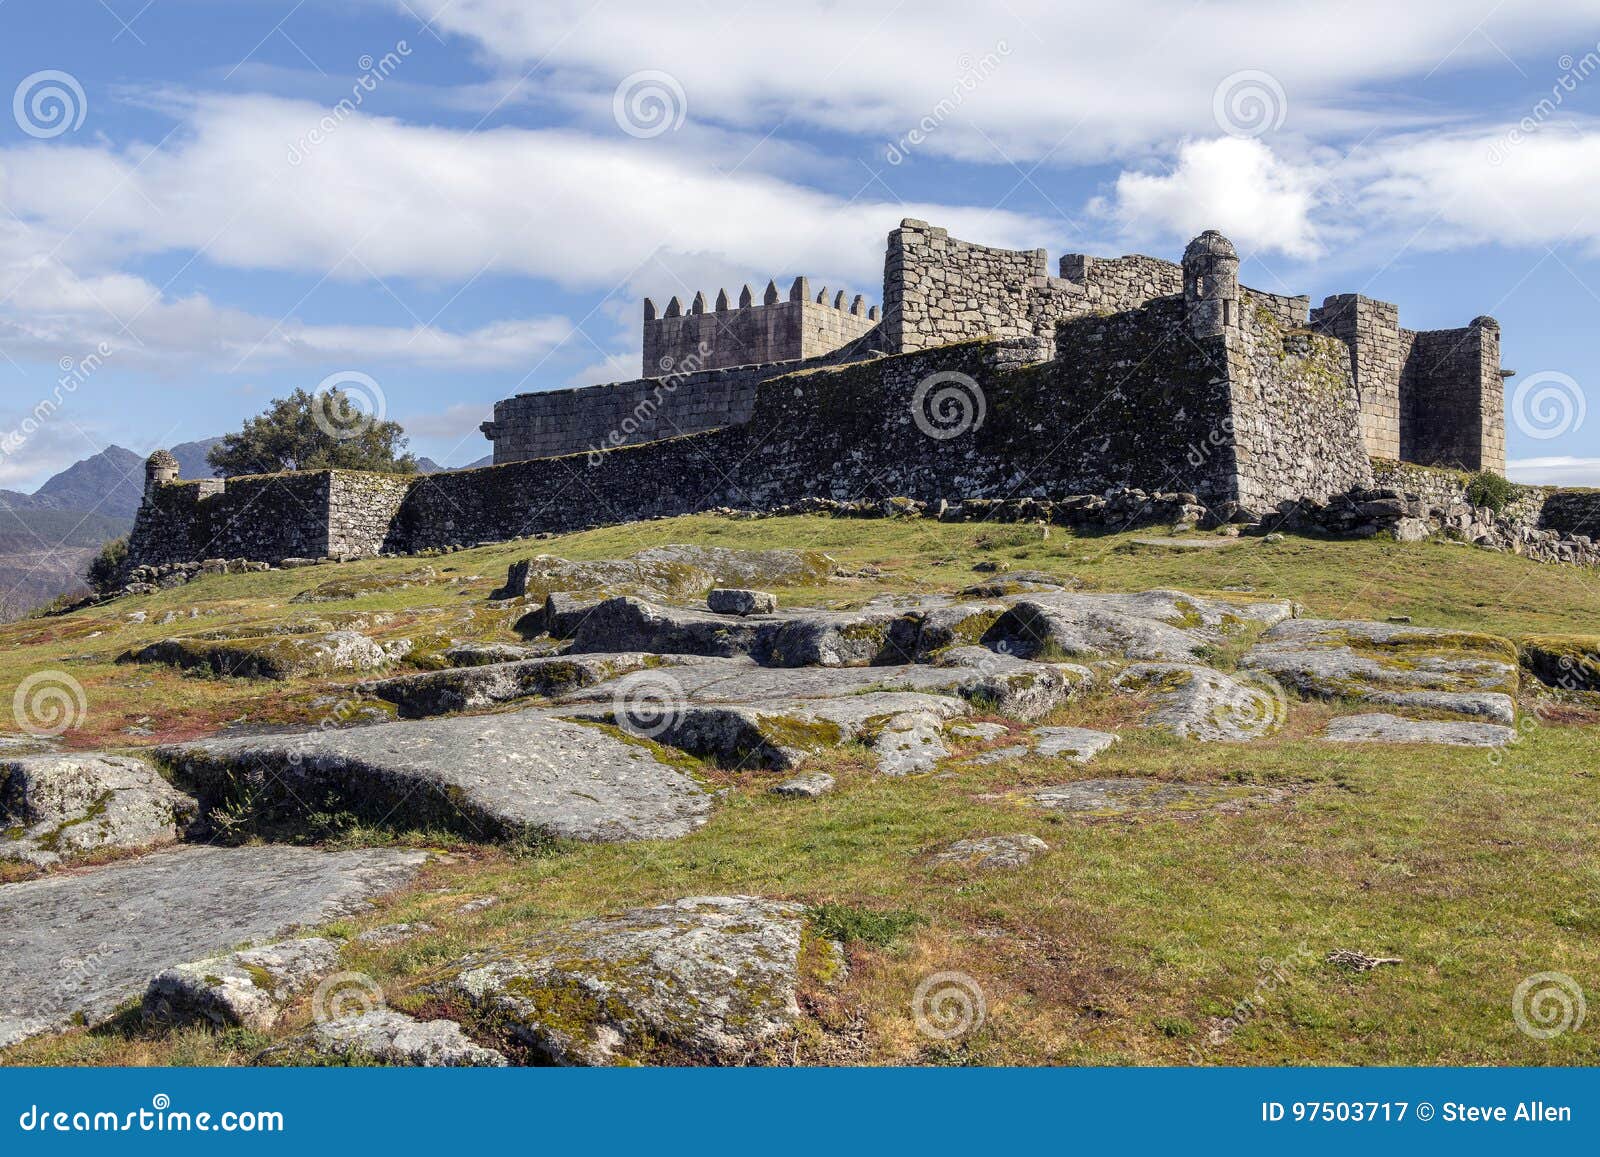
xmin=0 ymin=0 xmax=1597 ymax=489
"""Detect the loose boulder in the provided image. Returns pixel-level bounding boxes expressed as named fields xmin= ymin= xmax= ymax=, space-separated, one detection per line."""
xmin=0 ymin=754 xmax=196 ymax=867
xmin=143 ymin=937 xmax=340 ymax=1031
xmin=708 ymin=588 xmax=778 ymax=616
xmin=295 ymin=1009 xmax=507 ymax=1067
xmin=443 ymin=896 xmax=843 ymax=1065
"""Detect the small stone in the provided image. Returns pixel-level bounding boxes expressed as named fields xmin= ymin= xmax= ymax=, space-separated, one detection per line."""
xmin=143 ymin=937 xmax=340 ymax=1031
xmin=302 ymin=1009 xmax=507 ymax=1067
xmin=931 ymin=833 xmax=1048 ymax=870
xmin=770 ymin=773 xmax=834 ymax=798
xmin=707 ymin=588 xmax=778 ymax=616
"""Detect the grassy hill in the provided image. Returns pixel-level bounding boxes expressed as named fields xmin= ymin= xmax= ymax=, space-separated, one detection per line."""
xmin=2 ymin=515 xmax=1598 ymax=1067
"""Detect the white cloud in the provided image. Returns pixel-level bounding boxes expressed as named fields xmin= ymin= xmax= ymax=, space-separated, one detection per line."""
xmin=1508 ymin=456 xmax=1600 ymax=487
xmin=403 ymin=0 xmax=1600 ymax=162
xmin=1095 ymin=137 xmax=1324 ymax=258
xmin=0 ymin=94 xmax=1056 ymax=295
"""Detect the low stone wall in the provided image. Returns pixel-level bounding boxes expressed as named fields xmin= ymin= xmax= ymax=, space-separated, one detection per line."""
xmin=1538 ymin=489 xmax=1600 ymax=538
xmin=128 ymin=473 xmax=333 ymax=567
xmin=330 ymin=472 xmax=413 ymax=558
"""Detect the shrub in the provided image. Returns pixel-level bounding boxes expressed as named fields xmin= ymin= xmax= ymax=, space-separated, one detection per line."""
xmin=84 ymin=535 xmax=128 ymax=593
xmin=1465 ymin=471 xmax=1518 ymax=514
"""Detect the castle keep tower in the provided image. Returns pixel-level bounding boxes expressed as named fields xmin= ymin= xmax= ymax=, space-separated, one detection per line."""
xmin=144 ymin=449 xmax=179 ymax=494
xmin=641 ymin=276 xmax=878 ymax=375
xmin=1182 ymin=230 xmax=1240 ymax=338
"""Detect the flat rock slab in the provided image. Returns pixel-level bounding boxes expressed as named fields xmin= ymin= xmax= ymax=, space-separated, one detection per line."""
xmin=567 ymin=690 xmax=967 ymax=772
xmin=121 ymin=631 xmax=410 ymax=680
xmin=442 ymin=895 xmax=843 ymax=1066
xmin=1 ymin=754 xmax=196 ymax=867
xmin=1032 ymin=726 xmax=1121 ymax=762
xmin=1114 ymin=663 xmax=1288 ymax=741
xmin=294 ymin=1009 xmax=507 ymax=1067
xmin=1007 ymin=777 xmax=1288 ymax=818
xmin=560 ymin=651 xmax=1089 ymax=722
xmin=567 ymin=597 xmax=909 ymax=667
xmin=990 ymin=589 xmax=1294 ymax=663
xmin=1321 ymin=713 xmax=1518 ymax=747
xmin=160 ymin=710 xmax=711 ymax=844
xmin=360 ymin=653 xmax=659 ymax=719
xmin=144 ymin=936 xmax=339 ymax=1031
xmin=1241 ymin=618 xmax=1518 ymax=724
xmin=931 ymin=833 xmax=1048 ymax=870
xmin=0 ymin=845 xmax=426 ymax=1048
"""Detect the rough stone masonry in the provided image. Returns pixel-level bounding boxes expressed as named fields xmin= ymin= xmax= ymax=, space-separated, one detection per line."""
xmin=128 ymin=220 xmax=1539 ymax=571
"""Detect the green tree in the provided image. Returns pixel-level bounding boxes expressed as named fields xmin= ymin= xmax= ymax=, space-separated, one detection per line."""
xmin=207 ymin=387 xmax=417 ymax=477
xmin=85 ymin=535 xmax=128 ymax=593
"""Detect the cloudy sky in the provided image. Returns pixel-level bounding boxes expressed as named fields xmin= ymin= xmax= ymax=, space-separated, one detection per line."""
xmin=0 ymin=0 xmax=1597 ymax=488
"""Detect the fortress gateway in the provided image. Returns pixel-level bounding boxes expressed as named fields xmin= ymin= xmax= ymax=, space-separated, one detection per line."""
xmin=129 ymin=220 xmax=1513 ymax=566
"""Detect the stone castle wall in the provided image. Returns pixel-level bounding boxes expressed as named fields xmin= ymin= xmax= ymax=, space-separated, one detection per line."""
xmin=482 ymin=336 xmax=889 ymax=464
xmin=642 ymin=280 xmax=878 ymax=375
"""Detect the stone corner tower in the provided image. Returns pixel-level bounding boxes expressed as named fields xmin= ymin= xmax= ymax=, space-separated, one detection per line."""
xmin=1182 ymin=230 xmax=1240 ymax=339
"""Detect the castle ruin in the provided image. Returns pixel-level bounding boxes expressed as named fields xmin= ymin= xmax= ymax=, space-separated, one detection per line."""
xmin=129 ymin=219 xmax=1527 ymax=569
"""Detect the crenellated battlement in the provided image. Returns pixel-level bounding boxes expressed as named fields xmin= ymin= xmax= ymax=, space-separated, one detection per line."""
xmin=641 ymin=276 xmax=880 ymax=375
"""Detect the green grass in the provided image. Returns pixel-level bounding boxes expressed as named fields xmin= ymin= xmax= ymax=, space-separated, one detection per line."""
xmin=3 ymin=513 xmax=1599 ymax=1066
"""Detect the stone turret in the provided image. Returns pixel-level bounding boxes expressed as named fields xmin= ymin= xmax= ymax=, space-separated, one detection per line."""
xmin=145 ymin=449 xmax=179 ymax=494
xmin=1182 ymin=230 xmax=1240 ymax=338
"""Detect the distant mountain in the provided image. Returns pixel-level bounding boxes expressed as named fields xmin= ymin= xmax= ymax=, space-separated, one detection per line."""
xmin=416 ymin=454 xmax=493 ymax=473
xmin=32 ymin=445 xmax=146 ymax=519
xmin=171 ymin=437 xmax=223 ymax=481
